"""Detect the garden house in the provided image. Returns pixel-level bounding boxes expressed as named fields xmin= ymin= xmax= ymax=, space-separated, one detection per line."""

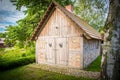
xmin=31 ymin=2 xmax=101 ymax=69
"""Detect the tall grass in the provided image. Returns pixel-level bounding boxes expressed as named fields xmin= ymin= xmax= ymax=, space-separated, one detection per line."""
xmin=0 ymin=47 xmax=35 ymax=71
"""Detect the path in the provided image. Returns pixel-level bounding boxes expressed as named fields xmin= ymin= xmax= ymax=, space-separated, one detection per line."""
xmin=29 ymin=63 xmax=100 ymax=79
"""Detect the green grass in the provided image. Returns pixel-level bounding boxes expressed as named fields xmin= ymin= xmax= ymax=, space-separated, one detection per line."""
xmin=0 ymin=64 xmax=95 ymax=80
xmin=84 ymin=55 xmax=102 ymax=72
xmin=0 ymin=48 xmax=5 ymax=54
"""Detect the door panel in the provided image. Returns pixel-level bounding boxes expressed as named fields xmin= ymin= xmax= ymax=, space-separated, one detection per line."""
xmin=37 ymin=37 xmax=46 ymax=63
xmin=56 ymin=38 xmax=67 ymax=65
xmin=46 ymin=38 xmax=55 ymax=64
xmin=46 ymin=37 xmax=68 ymax=65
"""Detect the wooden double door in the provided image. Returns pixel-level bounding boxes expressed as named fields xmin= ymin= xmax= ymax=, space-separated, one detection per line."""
xmin=46 ymin=37 xmax=68 ymax=65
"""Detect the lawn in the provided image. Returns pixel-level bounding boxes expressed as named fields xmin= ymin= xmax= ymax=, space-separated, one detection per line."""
xmin=0 ymin=64 xmax=95 ymax=80
xmin=84 ymin=55 xmax=102 ymax=72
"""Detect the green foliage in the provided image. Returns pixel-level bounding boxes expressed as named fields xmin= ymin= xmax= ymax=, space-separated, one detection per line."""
xmin=0 ymin=33 xmax=6 ymax=38
xmin=0 ymin=48 xmax=5 ymax=54
xmin=0 ymin=64 xmax=95 ymax=80
xmin=74 ymin=0 xmax=109 ymax=30
xmin=0 ymin=56 xmax=35 ymax=71
xmin=4 ymin=26 xmax=18 ymax=46
xmin=84 ymin=55 xmax=102 ymax=72
xmin=0 ymin=47 xmax=35 ymax=71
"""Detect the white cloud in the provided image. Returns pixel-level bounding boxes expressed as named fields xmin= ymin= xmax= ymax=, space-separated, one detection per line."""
xmin=0 ymin=0 xmax=26 ymax=28
xmin=0 ymin=25 xmax=6 ymax=28
xmin=0 ymin=0 xmax=26 ymax=12
xmin=0 ymin=0 xmax=16 ymax=11
xmin=4 ymin=11 xmax=26 ymax=23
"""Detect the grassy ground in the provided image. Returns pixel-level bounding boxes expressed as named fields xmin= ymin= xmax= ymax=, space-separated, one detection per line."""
xmin=84 ymin=55 xmax=102 ymax=72
xmin=0 ymin=64 xmax=95 ymax=80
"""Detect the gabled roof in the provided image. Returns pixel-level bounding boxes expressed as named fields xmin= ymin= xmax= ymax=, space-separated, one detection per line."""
xmin=31 ymin=1 xmax=101 ymax=40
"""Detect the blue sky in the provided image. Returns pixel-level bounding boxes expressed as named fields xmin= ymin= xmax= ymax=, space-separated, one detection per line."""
xmin=0 ymin=0 xmax=26 ymax=32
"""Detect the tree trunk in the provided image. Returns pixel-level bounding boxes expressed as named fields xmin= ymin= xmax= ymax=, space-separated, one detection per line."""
xmin=101 ymin=0 xmax=120 ymax=80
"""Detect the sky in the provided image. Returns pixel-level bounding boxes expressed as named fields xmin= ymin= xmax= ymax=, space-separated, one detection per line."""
xmin=0 ymin=0 xmax=26 ymax=32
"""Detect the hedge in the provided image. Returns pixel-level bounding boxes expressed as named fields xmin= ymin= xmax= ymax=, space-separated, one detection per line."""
xmin=0 ymin=55 xmax=35 ymax=71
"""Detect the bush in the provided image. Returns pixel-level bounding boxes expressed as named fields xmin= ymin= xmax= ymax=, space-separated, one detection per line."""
xmin=0 ymin=55 xmax=35 ymax=71
xmin=0 ymin=48 xmax=5 ymax=54
xmin=0 ymin=47 xmax=35 ymax=71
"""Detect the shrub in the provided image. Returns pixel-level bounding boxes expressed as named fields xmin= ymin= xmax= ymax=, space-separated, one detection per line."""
xmin=0 ymin=55 xmax=35 ymax=71
xmin=0 ymin=48 xmax=5 ymax=54
xmin=0 ymin=47 xmax=35 ymax=71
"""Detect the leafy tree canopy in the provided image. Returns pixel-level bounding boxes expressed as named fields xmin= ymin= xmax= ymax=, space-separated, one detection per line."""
xmin=0 ymin=33 xmax=5 ymax=38
xmin=74 ymin=0 xmax=109 ymax=31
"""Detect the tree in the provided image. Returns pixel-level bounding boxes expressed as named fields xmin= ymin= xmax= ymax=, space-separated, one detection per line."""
xmin=102 ymin=0 xmax=120 ymax=80
xmin=74 ymin=0 xmax=108 ymax=31
xmin=0 ymin=33 xmax=5 ymax=38
xmin=4 ymin=25 xmax=18 ymax=47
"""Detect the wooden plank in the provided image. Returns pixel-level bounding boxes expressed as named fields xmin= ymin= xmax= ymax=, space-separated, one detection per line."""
xmin=39 ymin=8 xmax=84 ymax=38
xmin=46 ymin=38 xmax=55 ymax=64
xmin=56 ymin=38 xmax=68 ymax=65
xmin=37 ymin=37 xmax=47 ymax=64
